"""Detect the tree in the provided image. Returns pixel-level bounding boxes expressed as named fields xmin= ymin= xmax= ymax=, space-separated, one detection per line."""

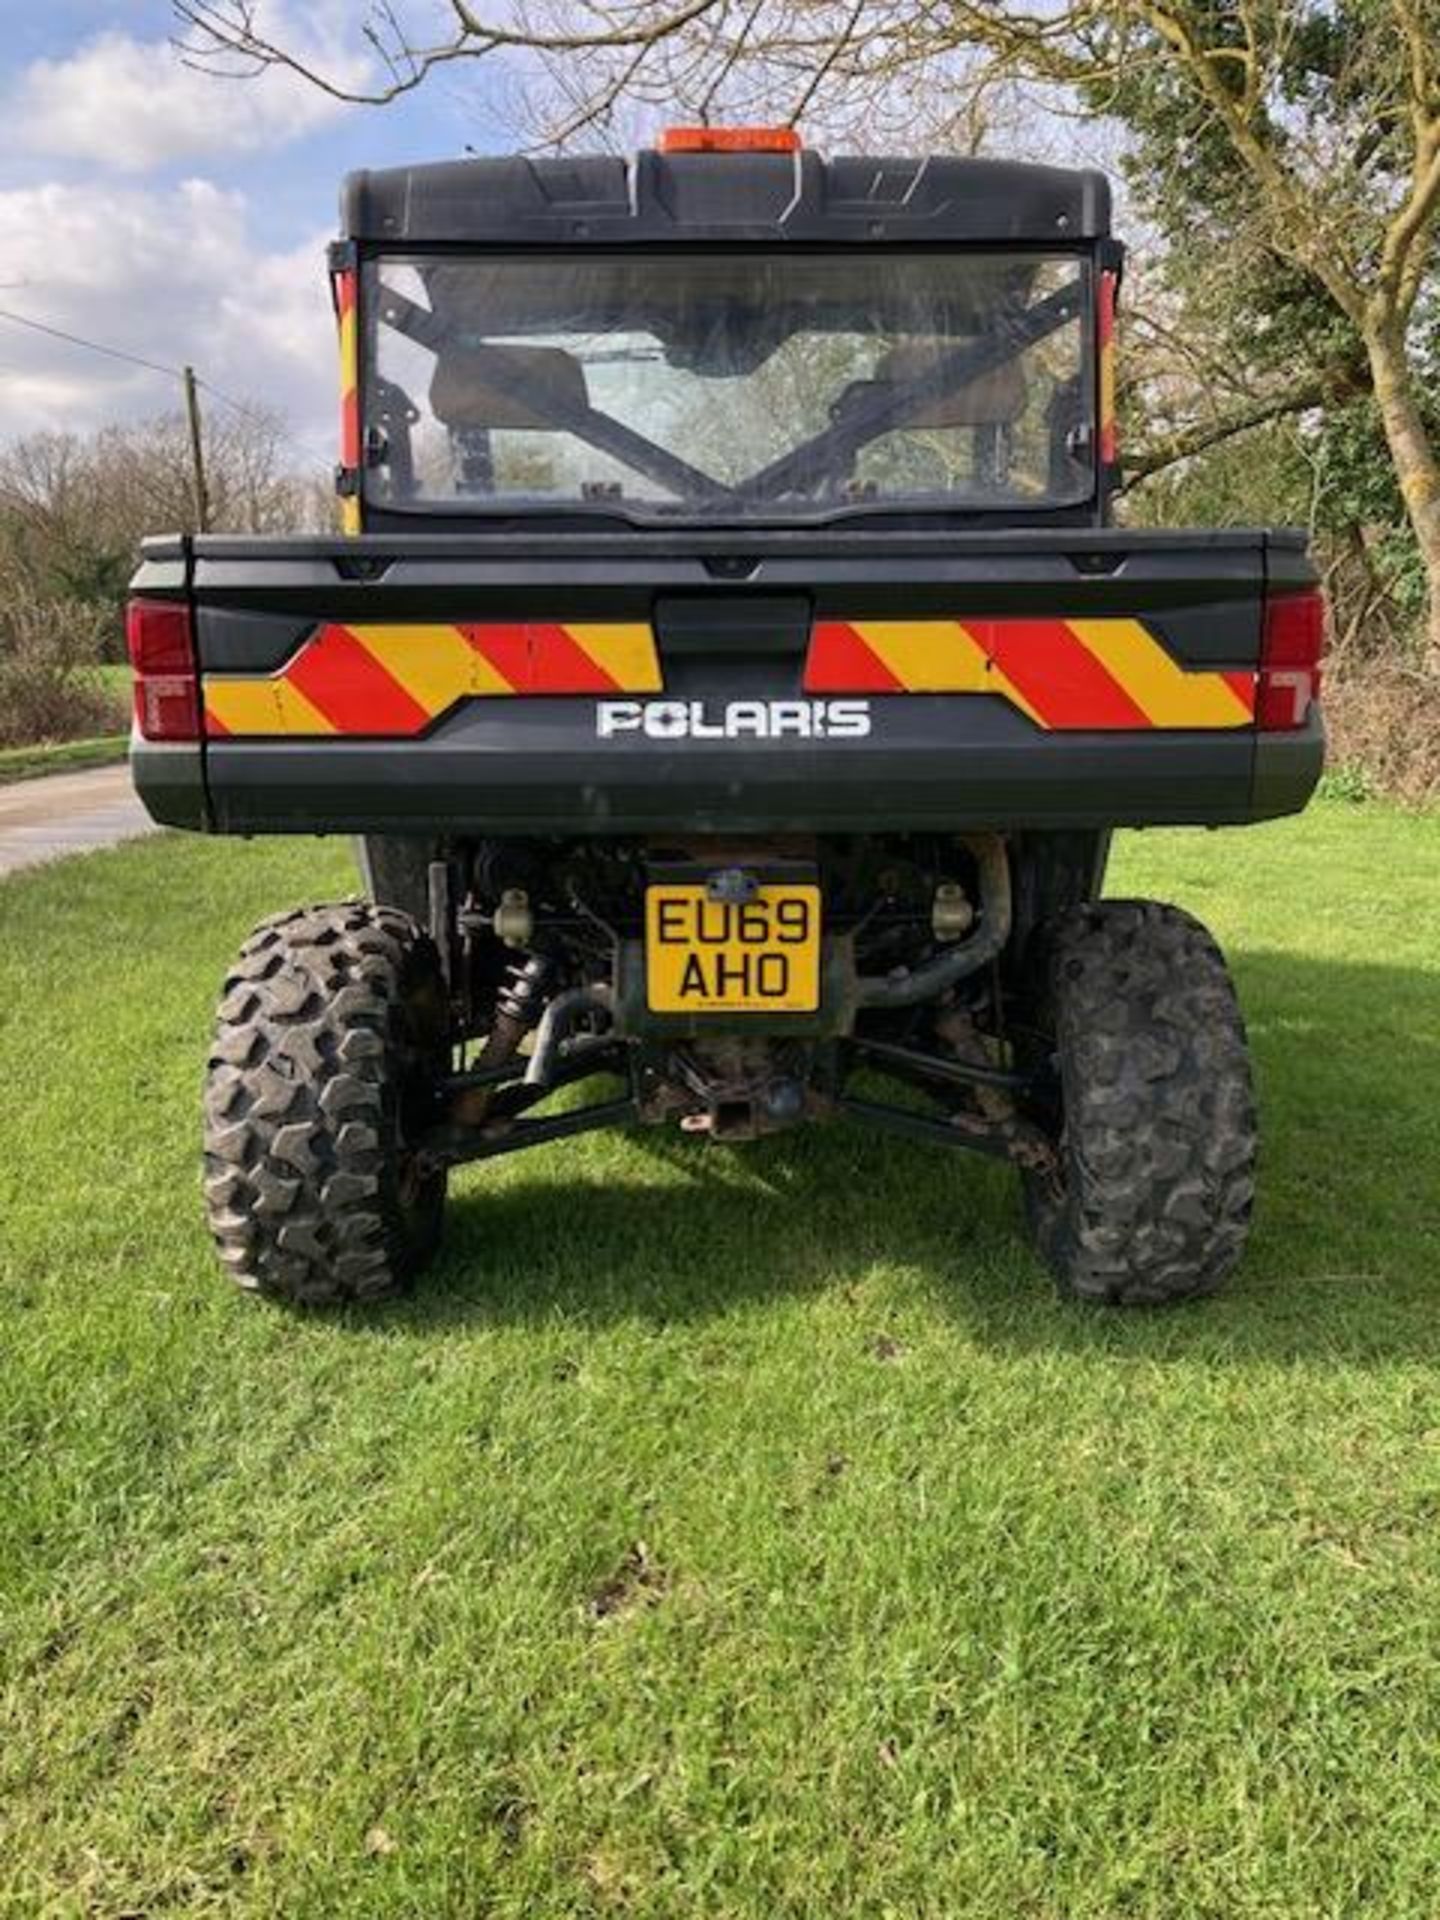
xmin=0 ymin=403 xmax=331 ymax=653
xmin=173 ymin=0 xmax=1440 ymax=660
xmin=1092 ymin=6 xmax=1440 ymax=640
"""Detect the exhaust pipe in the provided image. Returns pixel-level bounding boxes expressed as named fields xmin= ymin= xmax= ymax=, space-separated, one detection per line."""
xmin=854 ymin=834 xmax=1011 ymax=1010
xmin=524 ymin=983 xmax=615 ymax=1088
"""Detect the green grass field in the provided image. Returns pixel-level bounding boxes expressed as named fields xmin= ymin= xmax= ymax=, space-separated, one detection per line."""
xmin=0 ymin=735 xmax=128 ymax=787
xmin=2 ymin=803 xmax=1438 ymax=1917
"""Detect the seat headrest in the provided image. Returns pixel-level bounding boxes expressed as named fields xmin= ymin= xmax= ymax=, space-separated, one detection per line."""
xmin=429 ymin=341 xmax=589 ymax=431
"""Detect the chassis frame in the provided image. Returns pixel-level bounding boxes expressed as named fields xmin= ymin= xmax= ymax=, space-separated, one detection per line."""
xmin=415 ymin=1030 xmax=1058 ymax=1184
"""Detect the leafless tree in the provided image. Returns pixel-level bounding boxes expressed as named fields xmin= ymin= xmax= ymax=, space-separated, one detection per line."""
xmin=0 ymin=401 xmax=332 ymax=678
xmin=0 ymin=401 xmax=327 ymax=586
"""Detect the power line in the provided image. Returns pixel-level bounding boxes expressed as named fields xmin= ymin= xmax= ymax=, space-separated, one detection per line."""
xmin=0 ymin=301 xmax=338 ymax=479
xmin=0 ymin=303 xmax=181 ymax=380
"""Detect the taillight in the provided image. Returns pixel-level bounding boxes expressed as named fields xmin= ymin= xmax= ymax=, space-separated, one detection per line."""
xmin=125 ymin=598 xmax=201 ymax=742
xmin=1256 ymin=587 xmax=1325 ymax=731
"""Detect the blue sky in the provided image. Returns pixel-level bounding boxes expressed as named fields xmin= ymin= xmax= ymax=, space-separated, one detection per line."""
xmin=0 ymin=3 xmax=1109 ymax=464
xmin=0 ymin=1 xmax=517 ymax=454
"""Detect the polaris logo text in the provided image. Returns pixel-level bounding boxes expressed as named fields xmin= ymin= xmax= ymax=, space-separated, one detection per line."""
xmin=597 ymin=699 xmax=871 ymax=741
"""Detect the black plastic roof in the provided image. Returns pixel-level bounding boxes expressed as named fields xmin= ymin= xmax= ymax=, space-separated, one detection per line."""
xmin=341 ymin=150 xmax=1111 ymax=247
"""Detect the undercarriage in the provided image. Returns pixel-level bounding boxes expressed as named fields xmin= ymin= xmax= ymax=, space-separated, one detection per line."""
xmin=205 ymin=815 xmax=1255 ymax=1313
xmin=364 ymin=828 xmax=1076 ymax=1182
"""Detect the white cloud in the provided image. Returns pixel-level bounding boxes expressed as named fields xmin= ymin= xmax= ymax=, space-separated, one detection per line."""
xmin=8 ymin=9 xmax=366 ymax=173
xmin=0 ymin=180 xmax=337 ymax=458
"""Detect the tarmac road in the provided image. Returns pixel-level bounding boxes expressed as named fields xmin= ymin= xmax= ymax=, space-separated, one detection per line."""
xmin=0 ymin=762 xmax=157 ymax=879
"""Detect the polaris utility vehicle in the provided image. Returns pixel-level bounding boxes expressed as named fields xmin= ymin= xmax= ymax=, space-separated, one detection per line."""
xmin=128 ymin=129 xmax=1325 ymax=1308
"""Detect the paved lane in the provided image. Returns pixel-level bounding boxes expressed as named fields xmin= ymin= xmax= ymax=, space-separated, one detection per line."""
xmin=0 ymin=762 xmax=157 ymax=879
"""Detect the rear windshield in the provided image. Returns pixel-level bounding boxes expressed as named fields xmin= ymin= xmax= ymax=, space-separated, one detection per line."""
xmin=364 ymin=250 xmax=1093 ymax=523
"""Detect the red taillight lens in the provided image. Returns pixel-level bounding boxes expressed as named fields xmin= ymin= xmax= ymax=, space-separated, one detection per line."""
xmin=1256 ymin=587 xmax=1325 ymax=731
xmin=125 ymin=598 xmax=201 ymax=742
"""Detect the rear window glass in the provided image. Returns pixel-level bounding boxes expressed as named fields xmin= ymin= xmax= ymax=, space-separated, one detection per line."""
xmin=365 ymin=250 xmax=1093 ymax=522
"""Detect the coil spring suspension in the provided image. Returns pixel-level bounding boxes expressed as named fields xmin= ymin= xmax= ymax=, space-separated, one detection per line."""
xmin=494 ymin=951 xmax=551 ymax=1035
xmin=449 ymin=951 xmax=553 ymax=1128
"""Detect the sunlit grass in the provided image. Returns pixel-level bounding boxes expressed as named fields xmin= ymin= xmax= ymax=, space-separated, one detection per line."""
xmin=2 ymin=801 xmax=1438 ymax=1916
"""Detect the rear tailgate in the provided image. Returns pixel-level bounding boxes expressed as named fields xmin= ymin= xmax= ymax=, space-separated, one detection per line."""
xmin=131 ymin=526 xmax=1322 ymax=835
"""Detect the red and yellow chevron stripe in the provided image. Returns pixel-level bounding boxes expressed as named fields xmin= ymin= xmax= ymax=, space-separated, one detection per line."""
xmin=204 ymin=614 xmax=1252 ymax=737
xmin=804 ymin=618 xmax=1255 ymax=730
xmin=333 ymin=265 xmax=361 ymax=537
xmin=1097 ymin=268 xmax=1118 ymax=468
xmin=204 ymin=621 xmax=662 ymax=737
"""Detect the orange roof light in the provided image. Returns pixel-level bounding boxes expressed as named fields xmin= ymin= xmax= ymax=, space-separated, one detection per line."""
xmin=658 ymin=126 xmax=801 ymax=153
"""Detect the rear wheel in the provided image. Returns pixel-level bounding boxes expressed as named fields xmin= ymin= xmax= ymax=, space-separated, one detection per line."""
xmin=1021 ymin=899 xmax=1257 ymax=1306
xmin=203 ymin=901 xmax=451 ymax=1306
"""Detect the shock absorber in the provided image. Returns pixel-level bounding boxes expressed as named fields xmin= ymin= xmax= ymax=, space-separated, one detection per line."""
xmin=450 ymin=951 xmax=552 ymax=1127
xmin=489 ymin=951 xmax=552 ymax=1055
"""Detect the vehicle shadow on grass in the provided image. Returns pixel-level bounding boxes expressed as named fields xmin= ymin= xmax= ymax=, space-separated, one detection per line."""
xmin=360 ymin=948 xmax=1440 ymax=1369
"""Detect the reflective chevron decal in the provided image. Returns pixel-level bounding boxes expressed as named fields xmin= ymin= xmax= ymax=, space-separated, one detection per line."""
xmin=203 ymin=621 xmax=662 ymax=736
xmin=204 ymin=614 xmax=1253 ymax=738
xmin=333 ymin=266 xmax=362 ymax=538
xmin=803 ymin=618 xmax=1255 ymax=730
xmin=1097 ymin=269 xmax=1119 ymax=468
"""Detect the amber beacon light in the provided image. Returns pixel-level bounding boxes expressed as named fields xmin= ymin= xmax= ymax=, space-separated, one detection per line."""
xmin=657 ymin=126 xmax=802 ymax=152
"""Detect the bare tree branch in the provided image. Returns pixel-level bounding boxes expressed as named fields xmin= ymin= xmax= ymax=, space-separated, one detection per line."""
xmin=1122 ymin=374 xmax=1341 ymax=486
xmin=172 ymin=0 xmax=730 ymax=105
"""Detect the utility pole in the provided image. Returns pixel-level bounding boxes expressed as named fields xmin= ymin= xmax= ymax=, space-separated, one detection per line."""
xmin=182 ymin=363 xmax=211 ymax=533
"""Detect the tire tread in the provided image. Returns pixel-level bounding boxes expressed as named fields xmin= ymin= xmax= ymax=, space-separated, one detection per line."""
xmin=202 ymin=900 xmax=447 ymax=1306
xmin=1026 ymin=899 xmax=1257 ymax=1306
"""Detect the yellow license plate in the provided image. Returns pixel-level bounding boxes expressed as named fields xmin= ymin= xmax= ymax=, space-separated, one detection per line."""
xmin=646 ymin=884 xmax=822 ymax=1013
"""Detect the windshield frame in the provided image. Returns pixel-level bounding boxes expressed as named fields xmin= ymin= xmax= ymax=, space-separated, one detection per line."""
xmin=357 ymin=244 xmax=1101 ymax=530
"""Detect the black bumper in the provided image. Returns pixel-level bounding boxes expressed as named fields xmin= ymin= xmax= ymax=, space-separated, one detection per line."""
xmin=133 ymin=703 xmax=1324 ymax=837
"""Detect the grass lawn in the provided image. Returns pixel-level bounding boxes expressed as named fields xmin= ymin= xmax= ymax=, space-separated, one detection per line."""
xmin=2 ymin=801 xmax=1438 ymax=1917
xmin=0 ymin=734 xmax=128 ymax=787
